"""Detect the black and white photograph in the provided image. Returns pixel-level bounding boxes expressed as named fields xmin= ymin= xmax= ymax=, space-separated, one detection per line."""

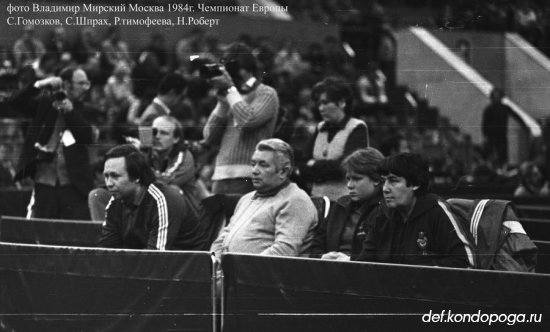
xmin=0 ymin=0 xmax=548 ymax=331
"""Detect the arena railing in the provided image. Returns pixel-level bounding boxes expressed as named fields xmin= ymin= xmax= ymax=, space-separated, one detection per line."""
xmin=1 ymin=242 xmax=549 ymax=331
xmin=0 ymin=242 xmax=218 ymax=332
xmin=221 ymin=253 xmax=550 ymax=332
xmin=0 ymin=215 xmax=103 ymax=247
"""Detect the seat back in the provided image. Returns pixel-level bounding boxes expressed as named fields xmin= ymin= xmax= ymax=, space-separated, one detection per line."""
xmin=200 ymin=194 xmax=242 ymax=248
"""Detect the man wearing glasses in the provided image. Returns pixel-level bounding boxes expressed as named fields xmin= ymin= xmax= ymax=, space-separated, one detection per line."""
xmin=7 ymin=66 xmax=96 ymax=220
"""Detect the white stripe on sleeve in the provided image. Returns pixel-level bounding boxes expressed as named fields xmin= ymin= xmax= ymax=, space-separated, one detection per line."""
xmin=148 ymin=184 xmax=169 ymax=250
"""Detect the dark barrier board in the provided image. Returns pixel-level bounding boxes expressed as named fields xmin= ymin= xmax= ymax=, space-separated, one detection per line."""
xmin=0 ymin=216 xmax=103 ymax=247
xmin=520 ymin=219 xmax=550 ymax=242
xmin=516 ymin=205 xmax=550 ymax=221
xmin=222 ymin=254 xmax=550 ymax=332
xmin=0 ymin=242 xmax=215 ymax=332
xmin=534 ymin=240 xmax=550 ymax=274
xmin=0 ymin=189 xmax=32 ymax=217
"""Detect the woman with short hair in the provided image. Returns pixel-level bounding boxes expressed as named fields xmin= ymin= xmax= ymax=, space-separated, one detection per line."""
xmin=310 ymin=147 xmax=383 ymax=261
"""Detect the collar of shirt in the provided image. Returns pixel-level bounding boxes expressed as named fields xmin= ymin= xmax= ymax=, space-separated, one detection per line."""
xmin=239 ymin=77 xmax=258 ymax=94
xmin=153 ymin=97 xmax=171 ymax=115
xmin=350 ymin=194 xmax=380 ymax=214
xmin=253 ymin=179 xmax=291 ymax=199
xmin=319 ymin=115 xmax=350 ymax=133
xmin=123 ymin=185 xmax=147 ymax=208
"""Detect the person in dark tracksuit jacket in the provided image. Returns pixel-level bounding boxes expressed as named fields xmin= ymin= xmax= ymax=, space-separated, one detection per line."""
xmin=310 ymin=148 xmax=384 ymax=261
xmin=356 ymin=153 xmax=468 ymax=268
xmin=98 ymin=144 xmax=206 ymax=250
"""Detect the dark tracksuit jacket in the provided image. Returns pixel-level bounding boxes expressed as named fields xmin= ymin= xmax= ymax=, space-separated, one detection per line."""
xmin=98 ymin=182 xmax=207 ymax=250
xmin=356 ymin=193 xmax=469 ymax=268
xmin=310 ymin=195 xmax=381 ymax=260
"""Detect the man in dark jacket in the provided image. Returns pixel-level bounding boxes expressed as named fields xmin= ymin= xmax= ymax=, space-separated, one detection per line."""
xmin=98 ymin=144 xmax=206 ymax=250
xmin=8 ymin=66 xmax=95 ymax=220
xmin=482 ymin=88 xmax=512 ymax=166
xmin=356 ymin=153 xmax=469 ymax=268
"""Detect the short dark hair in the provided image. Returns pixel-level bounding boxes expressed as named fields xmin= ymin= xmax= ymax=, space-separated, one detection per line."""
xmin=256 ymin=138 xmax=294 ymax=174
xmin=378 ymin=153 xmax=431 ymax=196
xmin=221 ymin=42 xmax=257 ymax=75
xmin=311 ymin=76 xmax=353 ymax=114
xmin=104 ymin=144 xmax=156 ymax=186
xmin=342 ymin=148 xmax=384 ymax=182
xmin=157 ymin=73 xmax=186 ymax=96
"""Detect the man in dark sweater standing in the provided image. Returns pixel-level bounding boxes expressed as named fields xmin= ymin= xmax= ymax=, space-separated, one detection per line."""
xmin=98 ymin=144 xmax=206 ymax=250
xmin=482 ymin=88 xmax=512 ymax=166
xmin=8 ymin=66 xmax=95 ymax=220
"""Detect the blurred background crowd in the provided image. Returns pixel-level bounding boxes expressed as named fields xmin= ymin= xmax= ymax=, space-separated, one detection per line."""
xmin=1 ymin=0 xmax=550 ymax=200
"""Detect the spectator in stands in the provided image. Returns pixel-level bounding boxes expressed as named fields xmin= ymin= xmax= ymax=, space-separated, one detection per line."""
xmin=310 ymin=148 xmax=384 ymax=261
xmin=44 ymin=27 xmax=72 ymax=66
xmin=89 ymin=115 xmax=203 ymax=220
xmin=273 ymin=38 xmax=308 ymax=79
xmin=72 ymin=27 xmax=101 ymax=82
xmin=482 ymin=87 xmax=512 ymax=166
xmin=132 ymin=33 xmax=168 ymax=100
xmin=299 ymin=76 xmax=369 ymax=199
xmin=210 ymin=139 xmax=318 ymax=258
xmin=300 ymin=42 xmax=327 ymax=86
xmin=0 ymin=44 xmax=15 ymax=79
xmin=103 ymin=61 xmax=140 ymax=140
xmin=148 ymin=116 xmax=199 ymax=192
xmin=99 ymin=27 xmax=132 ymax=83
xmin=375 ymin=23 xmax=397 ymax=89
xmin=203 ymin=42 xmax=279 ymax=195
xmin=356 ymin=153 xmax=469 ymax=268
xmin=514 ymin=161 xmax=550 ymax=197
xmin=355 ymin=62 xmax=388 ymax=119
xmin=6 ymin=66 xmax=96 ymax=219
xmin=324 ymin=36 xmax=353 ymax=77
xmin=515 ymin=1 xmax=543 ymax=45
xmin=12 ymin=25 xmax=46 ymax=69
xmin=0 ymin=144 xmax=17 ymax=188
xmin=131 ymin=73 xmax=187 ymax=126
xmin=98 ymin=144 xmax=206 ymax=250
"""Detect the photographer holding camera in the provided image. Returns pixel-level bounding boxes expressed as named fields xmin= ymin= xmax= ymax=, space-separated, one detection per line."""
xmin=203 ymin=42 xmax=279 ymax=195
xmin=7 ymin=66 xmax=95 ymax=220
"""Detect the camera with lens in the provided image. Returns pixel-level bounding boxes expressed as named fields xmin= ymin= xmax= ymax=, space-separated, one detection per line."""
xmin=199 ymin=63 xmax=224 ymax=79
xmin=52 ymin=90 xmax=67 ymax=101
xmin=199 ymin=59 xmax=240 ymax=80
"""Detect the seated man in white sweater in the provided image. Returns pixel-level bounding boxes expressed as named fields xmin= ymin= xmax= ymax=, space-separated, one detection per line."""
xmin=210 ymin=139 xmax=318 ymax=259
